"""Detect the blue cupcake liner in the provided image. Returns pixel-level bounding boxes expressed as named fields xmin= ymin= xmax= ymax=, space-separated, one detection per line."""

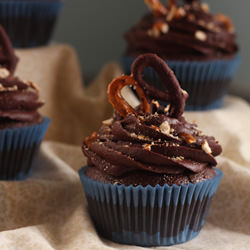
xmin=122 ymin=56 xmax=240 ymax=110
xmin=0 ymin=0 xmax=63 ymax=48
xmin=79 ymin=167 xmax=223 ymax=246
xmin=0 ymin=117 xmax=50 ymax=180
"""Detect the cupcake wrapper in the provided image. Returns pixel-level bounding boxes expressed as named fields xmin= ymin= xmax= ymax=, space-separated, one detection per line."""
xmin=122 ymin=56 xmax=240 ymax=110
xmin=0 ymin=117 xmax=50 ymax=180
xmin=79 ymin=167 xmax=223 ymax=246
xmin=0 ymin=1 xmax=63 ymax=48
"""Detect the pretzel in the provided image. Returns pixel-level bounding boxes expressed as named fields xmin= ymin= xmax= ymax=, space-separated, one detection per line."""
xmin=144 ymin=0 xmax=167 ymax=16
xmin=0 ymin=25 xmax=18 ymax=74
xmin=215 ymin=13 xmax=234 ymax=32
xmin=85 ymin=132 xmax=97 ymax=147
xmin=148 ymin=21 xmax=169 ymax=37
xmin=107 ymin=75 xmax=150 ymax=118
xmin=132 ymin=53 xmax=188 ymax=119
xmin=167 ymin=0 xmax=176 ymax=8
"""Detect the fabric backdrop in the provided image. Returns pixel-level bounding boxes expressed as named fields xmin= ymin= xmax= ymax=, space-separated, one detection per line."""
xmin=0 ymin=44 xmax=249 ymax=249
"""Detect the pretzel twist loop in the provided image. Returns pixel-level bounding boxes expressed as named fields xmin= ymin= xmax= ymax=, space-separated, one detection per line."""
xmin=107 ymin=75 xmax=151 ymax=118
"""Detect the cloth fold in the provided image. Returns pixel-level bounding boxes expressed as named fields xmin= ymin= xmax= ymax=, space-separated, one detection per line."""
xmin=0 ymin=44 xmax=249 ymax=249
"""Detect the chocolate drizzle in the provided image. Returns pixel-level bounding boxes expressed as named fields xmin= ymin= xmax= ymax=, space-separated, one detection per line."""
xmin=125 ymin=1 xmax=238 ymax=60
xmin=82 ymin=54 xmax=222 ymax=185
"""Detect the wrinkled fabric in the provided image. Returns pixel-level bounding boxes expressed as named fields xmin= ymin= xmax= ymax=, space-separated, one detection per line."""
xmin=0 ymin=44 xmax=249 ymax=249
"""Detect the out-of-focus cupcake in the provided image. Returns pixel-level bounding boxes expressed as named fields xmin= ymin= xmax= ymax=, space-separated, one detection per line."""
xmin=79 ymin=54 xmax=223 ymax=246
xmin=123 ymin=0 xmax=240 ymax=110
xmin=0 ymin=0 xmax=63 ymax=48
xmin=0 ymin=71 xmax=50 ymax=180
xmin=0 ymin=25 xmax=50 ymax=180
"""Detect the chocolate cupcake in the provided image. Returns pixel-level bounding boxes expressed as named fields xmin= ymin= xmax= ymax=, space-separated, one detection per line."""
xmin=0 ymin=26 xmax=50 ymax=180
xmin=0 ymin=0 xmax=63 ymax=48
xmin=122 ymin=0 xmax=240 ymax=110
xmin=0 ymin=71 xmax=50 ymax=180
xmin=79 ymin=54 xmax=223 ymax=246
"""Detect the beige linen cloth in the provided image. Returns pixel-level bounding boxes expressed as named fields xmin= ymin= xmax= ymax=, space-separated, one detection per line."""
xmin=0 ymin=44 xmax=249 ymax=250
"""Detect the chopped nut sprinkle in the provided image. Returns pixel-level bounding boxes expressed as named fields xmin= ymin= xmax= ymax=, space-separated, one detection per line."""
xmin=181 ymin=132 xmax=196 ymax=144
xmin=159 ymin=121 xmax=171 ymax=135
xmin=201 ymin=3 xmax=210 ymax=13
xmin=29 ymin=81 xmax=40 ymax=92
xmin=164 ymin=104 xmax=171 ymax=113
xmin=143 ymin=144 xmax=152 ymax=151
xmin=195 ymin=30 xmax=207 ymax=41
xmin=102 ymin=118 xmax=113 ymax=126
xmin=161 ymin=23 xmax=169 ymax=34
xmin=148 ymin=21 xmax=169 ymax=37
xmin=202 ymin=140 xmax=212 ymax=154
xmin=175 ymin=7 xmax=186 ymax=19
xmin=152 ymin=99 xmax=160 ymax=108
xmin=0 ymin=68 xmax=10 ymax=78
xmin=0 ymin=84 xmax=18 ymax=92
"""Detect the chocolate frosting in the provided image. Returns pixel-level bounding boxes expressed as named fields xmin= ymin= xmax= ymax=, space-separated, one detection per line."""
xmin=82 ymin=53 xmax=222 ymax=184
xmin=83 ymin=111 xmax=221 ymax=178
xmin=125 ymin=1 xmax=238 ymax=60
xmin=0 ymin=68 xmax=43 ymax=128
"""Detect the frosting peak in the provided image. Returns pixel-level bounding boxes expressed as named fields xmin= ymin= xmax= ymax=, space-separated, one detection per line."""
xmin=0 ymin=68 xmax=43 ymax=127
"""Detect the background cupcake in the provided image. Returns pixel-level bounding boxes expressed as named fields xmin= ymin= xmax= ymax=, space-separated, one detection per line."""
xmin=79 ymin=54 xmax=223 ymax=246
xmin=123 ymin=0 xmax=240 ymax=110
xmin=0 ymin=25 xmax=50 ymax=180
xmin=0 ymin=71 xmax=50 ymax=180
xmin=0 ymin=0 xmax=63 ymax=48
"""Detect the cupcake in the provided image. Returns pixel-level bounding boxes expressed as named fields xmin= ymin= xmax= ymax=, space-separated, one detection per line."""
xmin=79 ymin=54 xmax=223 ymax=246
xmin=0 ymin=0 xmax=63 ymax=48
xmin=123 ymin=0 xmax=240 ymax=110
xmin=0 ymin=26 xmax=50 ymax=180
xmin=0 ymin=71 xmax=50 ymax=180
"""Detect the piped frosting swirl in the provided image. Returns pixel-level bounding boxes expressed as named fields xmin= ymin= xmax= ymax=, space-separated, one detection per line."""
xmin=0 ymin=68 xmax=44 ymax=128
xmin=125 ymin=0 xmax=238 ymax=60
xmin=82 ymin=54 xmax=222 ymax=181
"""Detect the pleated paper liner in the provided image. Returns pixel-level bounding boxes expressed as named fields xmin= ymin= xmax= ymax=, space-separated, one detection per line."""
xmin=0 ymin=117 xmax=50 ymax=180
xmin=122 ymin=56 xmax=240 ymax=110
xmin=79 ymin=167 xmax=223 ymax=246
xmin=0 ymin=0 xmax=63 ymax=48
